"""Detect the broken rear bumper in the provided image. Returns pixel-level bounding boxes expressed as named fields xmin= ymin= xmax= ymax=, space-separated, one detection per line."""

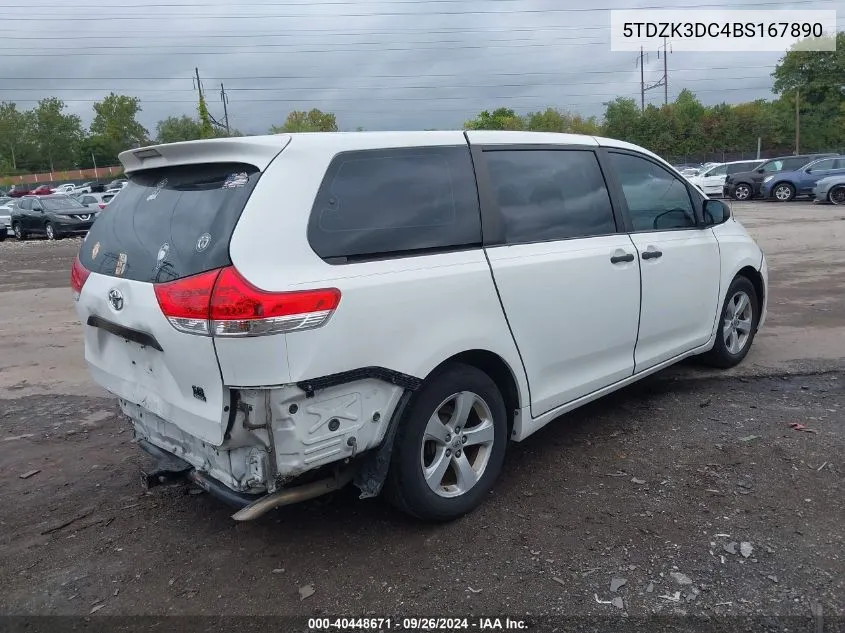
xmin=138 ymin=438 xmax=258 ymax=508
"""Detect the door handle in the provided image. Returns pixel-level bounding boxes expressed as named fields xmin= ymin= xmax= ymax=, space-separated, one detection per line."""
xmin=610 ymin=253 xmax=635 ymax=264
xmin=641 ymin=250 xmax=663 ymax=260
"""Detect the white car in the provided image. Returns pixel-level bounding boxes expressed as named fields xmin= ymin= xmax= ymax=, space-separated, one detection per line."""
xmin=688 ymin=160 xmax=766 ymax=197
xmin=0 ymin=198 xmax=14 ymax=239
xmin=52 ymin=184 xmax=77 ymax=195
xmin=71 ymin=132 xmax=768 ymax=522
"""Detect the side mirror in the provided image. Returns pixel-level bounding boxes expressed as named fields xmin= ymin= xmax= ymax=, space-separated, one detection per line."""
xmin=703 ymin=199 xmax=731 ymax=226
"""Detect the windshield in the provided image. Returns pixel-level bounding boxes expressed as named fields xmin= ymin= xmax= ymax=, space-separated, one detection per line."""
xmin=43 ymin=197 xmax=85 ymax=211
xmin=78 ymin=162 xmax=260 ymax=283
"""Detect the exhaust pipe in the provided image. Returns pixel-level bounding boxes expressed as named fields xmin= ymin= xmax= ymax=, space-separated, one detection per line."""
xmin=231 ymin=470 xmax=354 ymax=521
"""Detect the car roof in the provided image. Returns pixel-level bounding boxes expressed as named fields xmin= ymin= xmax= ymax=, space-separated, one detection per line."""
xmin=24 ymin=193 xmax=70 ymax=199
xmin=120 ymin=130 xmax=675 ymax=174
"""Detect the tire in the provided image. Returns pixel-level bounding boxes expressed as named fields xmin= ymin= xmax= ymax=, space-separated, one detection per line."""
xmin=731 ymin=183 xmax=752 ymax=201
xmin=0 ymin=228 xmax=6 ymax=242
xmin=385 ymin=363 xmax=508 ymax=522
xmin=701 ymin=276 xmax=760 ymax=369
xmin=45 ymin=222 xmax=61 ymax=241
xmin=772 ymin=182 xmax=795 ymax=202
xmin=12 ymin=222 xmax=26 ymax=241
xmin=829 ymin=185 xmax=845 ymax=206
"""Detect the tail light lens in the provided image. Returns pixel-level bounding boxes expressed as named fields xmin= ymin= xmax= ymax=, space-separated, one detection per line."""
xmin=70 ymin=256 xmax=90 ymax=301
xmin=154 ymin=265 xmax=340 ymax=337
xmin=99 ymin=203 xmax=106 ymax=209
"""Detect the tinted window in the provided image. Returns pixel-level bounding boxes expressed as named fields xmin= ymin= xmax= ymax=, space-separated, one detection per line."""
xmin=609 ymin=152 xmax=696 ymax=232
xmin=19 ymin=199 xmax=31 ymax=210
xmin=705 ymin=164 xmax=727 ymax=177
xmin=483 ymin=149 xmax=616 ymax=244
xmin=78 ymin=162 xmax=260 ymax=283
xmin=308 ymin=146 xmax=481 ymax=261
xmin=81 ymin=196 xmax=95 ymax=205
xmin=43 ymin=197 xmax=84 ymax=211
xmin=808 ymin=158 xmax=836 ymax=171
xmin=760 ymin=160 xmax=783 ymax=173
xmin=782 ymin=157 xmax=812 ymax=170
xmin=728 ymin=162 xmax=758 ymax=174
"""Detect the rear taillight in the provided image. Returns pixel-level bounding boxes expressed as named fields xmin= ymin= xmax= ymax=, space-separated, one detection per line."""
xmin=71 ymin=256 xmax=90 ymax=301
xmin=154 ymin=266 xmax=340 ymax=337
xmin=99 ymin=203 xmax=106 ymax=209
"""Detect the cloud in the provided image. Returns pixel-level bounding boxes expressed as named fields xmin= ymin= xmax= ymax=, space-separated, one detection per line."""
xmin=4 ymin=0 xmax=793 ymax=135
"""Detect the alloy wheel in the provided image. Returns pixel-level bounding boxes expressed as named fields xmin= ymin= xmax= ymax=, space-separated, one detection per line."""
xmin=723 ymin=290 xmax=753 ymax=355
xmin=420 ymin=391 xmax=495 ymax=498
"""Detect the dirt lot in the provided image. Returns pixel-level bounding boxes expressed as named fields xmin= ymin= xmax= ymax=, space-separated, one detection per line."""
xmin=0 ymin=201 xmax=843 ymax=625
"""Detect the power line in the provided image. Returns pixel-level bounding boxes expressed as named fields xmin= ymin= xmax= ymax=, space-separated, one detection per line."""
xmin=0 ymin=75 xmax=778 ymax=92
xmin=0 ymin=65 xmax=780 ymax=81
xmin=4 ymin=0 xmax=835 ymax=19
xmin=0 ymin=84 xmax=776 ymax=104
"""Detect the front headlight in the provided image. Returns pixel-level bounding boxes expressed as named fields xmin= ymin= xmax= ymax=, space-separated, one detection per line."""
xmin=763 ymin=175 xmax=774 ymax=183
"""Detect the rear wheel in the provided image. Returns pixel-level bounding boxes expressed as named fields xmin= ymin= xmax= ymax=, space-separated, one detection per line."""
xmin=12 ymin=222 xmax=26 ymax=241
xmin=829 ymin=185 xmax=845 ymax=205
xmin=45 ymin=222 xmax=61 ymax=240
xmin=732 ymin=183 xmax=752 ymax=201
xmin=386 ymin=363 xmax=508 ymax=522
xmin=773 ymin=182 xmax=795 ymax=202
xmin=701 ymin=276 xmax=759 ymax=369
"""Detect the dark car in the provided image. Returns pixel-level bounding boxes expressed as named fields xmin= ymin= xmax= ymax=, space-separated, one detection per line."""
xmin=7 ymin=184 xmax=34 ymax=198
xmin=723 ymin=153 xmax=839 ymax=200
xmin=11 ymin=195 xmax=98 ymax=241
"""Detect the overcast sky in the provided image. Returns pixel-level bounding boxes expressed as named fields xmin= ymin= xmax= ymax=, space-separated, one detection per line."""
xmin=3 ymin=0 xmax=842 ymax=135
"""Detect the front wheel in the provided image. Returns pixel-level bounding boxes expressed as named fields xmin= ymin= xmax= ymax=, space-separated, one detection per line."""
xmin=45 ymin=222 xmax=61 ymax=241
xmin=829 ymin=185 xmax=845 ymax=206
xmin=386 ymin=363 xmax=508 ymax=522
xmin=701 ymin=276 xmax=760 ymax=369
xmin=12 ymin=222 xmax=26 ymax=241
xmin=773 ymin=182 xmax=795 ymax=202
xmin=732 ymin=183 xmax=752 ymax=201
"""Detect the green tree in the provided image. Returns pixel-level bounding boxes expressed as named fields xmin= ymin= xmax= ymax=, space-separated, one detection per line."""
xmin=526 ymin=108 xmax=601 ymax=134
xmin=77 ymin=135 xmax=117 ymax=170
xmin=197 ymin=92 xmax=216 ymax=139
xmin=772 ymin=31 xmax=845 ymax=151
xmin=0 ymin=102 xmax=37 ymax=173
xmin=156 ymin=115 xmax=204 ymax=143
xmin=601 ymin=97 xmax=642 ymax=143
xmin=270 ymin=109 xmax=339 ymax=133
xmin=31 ymin=98 xmax=83 ymax=172
xmin=464 ymin=107 xmax=525 ymax=130
xmin=90 ymin=93 xmax=149 ymax=158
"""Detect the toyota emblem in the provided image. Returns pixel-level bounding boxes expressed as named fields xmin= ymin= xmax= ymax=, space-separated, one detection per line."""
xmin=108 ymin=288 xmax=124 ymax=311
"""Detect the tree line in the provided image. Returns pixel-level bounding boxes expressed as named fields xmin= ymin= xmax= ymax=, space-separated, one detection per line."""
xmin=1 ymin=32 xmax=841 ymax=175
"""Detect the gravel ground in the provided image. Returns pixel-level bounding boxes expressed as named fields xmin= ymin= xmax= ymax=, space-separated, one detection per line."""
xmin=0 ymin=201 xmax=842 ymax=628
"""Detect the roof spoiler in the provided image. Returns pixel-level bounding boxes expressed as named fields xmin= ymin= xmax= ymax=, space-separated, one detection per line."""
xmin=119 ymin=135 xmax=292 ymax=175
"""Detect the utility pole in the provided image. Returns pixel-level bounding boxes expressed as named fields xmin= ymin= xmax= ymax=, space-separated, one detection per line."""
xmin=91 ymin=152 xmax=98 ymax=179
xmin=639 ymin=47 xmax=645 ymax=111
xmin=663 ymin=36 xmax=669 ymax=105
xmin=220 ymin=83 xmax=230 ymax=136
xmin=795 ymin=88 xmax=800 ymax=154
xmin=637 ymin=46 xmax=663 ymax=111
xmin=195 ymin=67 xmax=203 ymax=100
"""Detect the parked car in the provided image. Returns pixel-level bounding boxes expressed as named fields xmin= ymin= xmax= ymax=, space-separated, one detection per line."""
xmin=723 ymin=153 xmax=838 ymax=200
xmin=31 ymin=184 xmax=55 ymax=196
xmin=76 ymin=193 xmax=107 ymax=210
xmin=687 ymin=160 xmax=765 ymax=197
xmin=72 ymin=181 xmax=107 ymax=195
xmin=0 ymin=199 xmax=15 ymax=240
xmin=11 ymin=194 xmax=97 ymax=240
xmin=107 ymin=178 xmax=128 ymax=190
xmin=71 ymin=132 xmax=768 ymax=522
xmin=7 ymin=184 xmax=34 ymax=198
xmin=813 ymin=174 xmax=845 ymax=205
xmin=101 ymin=192 xmax=118 ymax=207
xmin=760 ymin=156 xmax=845 ymax=202
xmin=52 ymin=183 xmax=77 ymax=194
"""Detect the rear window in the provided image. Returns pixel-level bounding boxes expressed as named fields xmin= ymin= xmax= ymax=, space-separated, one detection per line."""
xmin=43 ymin=197 xmax=84 ymax=211
xmin=78 ymin=162 xmax=260 ymax=283
xmin=307 ymin=146 xmax=481 ymax=262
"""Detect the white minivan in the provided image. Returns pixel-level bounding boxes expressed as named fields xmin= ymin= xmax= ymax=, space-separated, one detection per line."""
xmin=72 ymin=132 xmax=768 ymax=522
